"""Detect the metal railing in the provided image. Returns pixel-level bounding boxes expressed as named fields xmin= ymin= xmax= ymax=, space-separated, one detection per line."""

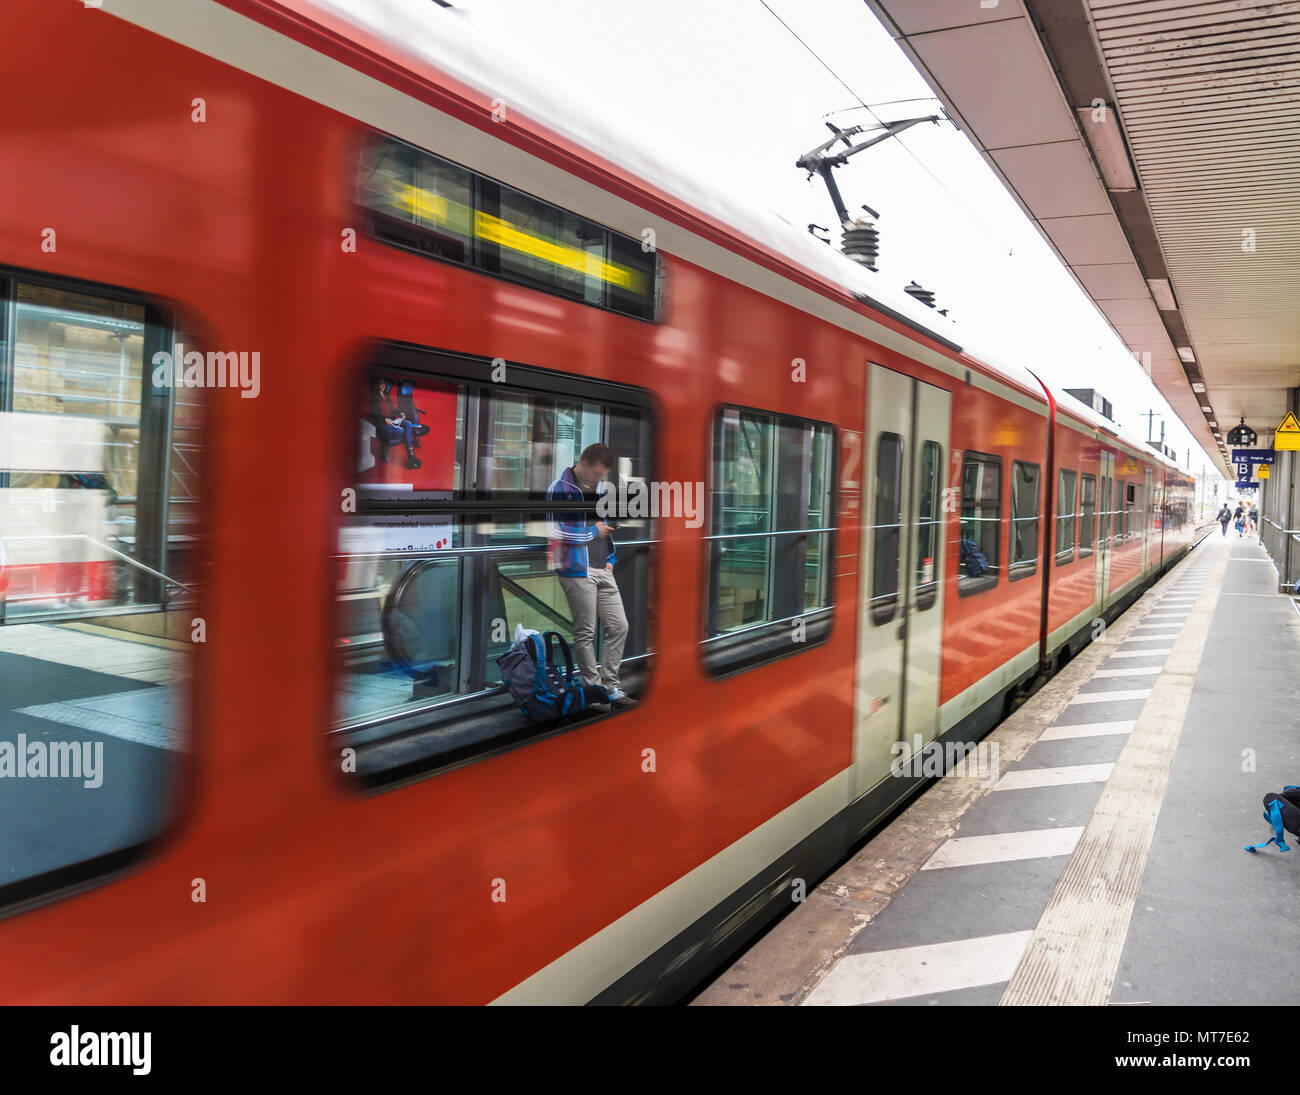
xmin=1260 ymin=517 xmax=1300 ymax=592
xmin=701 ymin=526 xmax=836 ymax=543
xmin=336 ymin=537 xmax=657 ymax=562
xmin=0 ymin=533 xmax=196 ymax=595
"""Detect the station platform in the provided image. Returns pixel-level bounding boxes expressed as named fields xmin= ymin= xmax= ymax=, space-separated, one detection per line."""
xmin=694 ymin=529 xmax=1300 ymax=1006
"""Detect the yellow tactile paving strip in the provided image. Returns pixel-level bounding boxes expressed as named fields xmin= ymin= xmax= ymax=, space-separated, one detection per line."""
xmin=999 ymin=544 xmax=1228 ymax=1005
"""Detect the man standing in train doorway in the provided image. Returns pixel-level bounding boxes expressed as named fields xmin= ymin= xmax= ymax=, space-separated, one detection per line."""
xmin=547 ymin=444 xmax=636 ymax=708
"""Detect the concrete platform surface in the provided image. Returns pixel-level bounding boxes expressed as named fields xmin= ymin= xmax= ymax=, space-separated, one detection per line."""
xmin=692 ymin=530 xmax=1300 ymax=1006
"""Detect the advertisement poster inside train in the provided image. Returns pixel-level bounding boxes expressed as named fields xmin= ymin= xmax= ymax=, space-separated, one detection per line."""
xmin=358 ymin=373 xmax=459 ymax=503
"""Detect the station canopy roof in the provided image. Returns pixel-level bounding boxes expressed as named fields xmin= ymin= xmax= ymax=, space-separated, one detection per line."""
xmin=866 ymin=0 xmax=1300 ymax=476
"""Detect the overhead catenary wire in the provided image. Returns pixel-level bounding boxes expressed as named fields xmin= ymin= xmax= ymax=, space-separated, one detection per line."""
xmin=824 ymin=97 xmax=943 ymax=116
xmin=757 ymin=0 xmax=1219 ymax=475
xmin=758 ymin=0 xmax=1016 ymax=256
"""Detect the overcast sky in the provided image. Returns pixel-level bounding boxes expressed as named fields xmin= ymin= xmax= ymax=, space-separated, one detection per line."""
xmin=325 ymin=0 xmax=1224 ymax=480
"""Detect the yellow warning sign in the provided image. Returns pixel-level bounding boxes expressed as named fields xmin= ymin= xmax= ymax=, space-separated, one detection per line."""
xmin=1258 ymin=464 xmax=1271 ymax=479
xmin=1277 ymin=412 xmax=1300 ymax=451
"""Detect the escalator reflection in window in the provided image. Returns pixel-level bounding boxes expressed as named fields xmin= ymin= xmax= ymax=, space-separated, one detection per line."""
xmin=334 ymin=352 xmax=655 ymax=780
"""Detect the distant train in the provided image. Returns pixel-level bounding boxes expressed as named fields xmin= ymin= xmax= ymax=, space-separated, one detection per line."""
xmin=0 ymin=0 xmax=1200 ymax=1004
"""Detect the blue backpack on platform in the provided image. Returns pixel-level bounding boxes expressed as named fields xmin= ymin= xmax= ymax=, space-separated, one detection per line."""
xmin=497 ymin=627 xmax=610 ymax=723
xmin=1244 ymin=787 xmax=1300 ymax=853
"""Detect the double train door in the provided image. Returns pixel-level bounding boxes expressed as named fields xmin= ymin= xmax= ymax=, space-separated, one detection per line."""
xmin=852 ymin=364 xmax=951 ymax=799
xmin=1094 ymin=450 xmax=1114 ymax=609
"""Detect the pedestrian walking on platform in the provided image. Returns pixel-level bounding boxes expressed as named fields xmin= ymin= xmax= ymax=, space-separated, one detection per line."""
xmin=1218 ymin=503 xmax=1231 ymax=536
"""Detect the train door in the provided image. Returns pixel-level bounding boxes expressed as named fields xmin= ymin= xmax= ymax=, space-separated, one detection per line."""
xmin=1141 ymin=468 xmax=1153 ymax=571
xmin=852 ymin=364 xmax=951 ymax=799
xmin=1095 ymin=450 xmax=1114 ymax=609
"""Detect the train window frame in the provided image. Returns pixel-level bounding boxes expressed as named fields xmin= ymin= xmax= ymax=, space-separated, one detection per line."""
xmin=0 ymin=266 xmax=201 ymax=913
xmin=870 ymin=432 xmax=903 ymax=626
xmin=332 ymin=344 xmax=657 ymax=788
xmin=357 ymin=132 xmax=662 ymax=323
xmin=1078 ymin=473 xmax=1096 ymax=557
xmin=1056 ymin=467 xmax=1078 ymax=566
xmin=1009 ymin=460 xmax=1040 ymax=581
xmin=958 ymin=450 xmax=1001 ymax=597
xmin=702 ymin=405 xmax=836 ymax=677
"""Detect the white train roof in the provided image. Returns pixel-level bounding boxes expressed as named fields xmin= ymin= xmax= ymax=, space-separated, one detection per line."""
xmin=1054 ymin=387 xmax=1181 ymax=471
xmin=311 ymin=1 xmax=1178 ymax=426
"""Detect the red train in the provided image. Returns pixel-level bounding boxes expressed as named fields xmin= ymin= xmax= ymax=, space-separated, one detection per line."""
xmin=0 ymin=0 xmax=1200 ymax=1003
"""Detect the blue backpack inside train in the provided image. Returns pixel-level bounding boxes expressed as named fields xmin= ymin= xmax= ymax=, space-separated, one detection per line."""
xmin=959 ymin=537 xmax=989 ymax=577
xmin=497 ymin=626 xmax=610 ymax=723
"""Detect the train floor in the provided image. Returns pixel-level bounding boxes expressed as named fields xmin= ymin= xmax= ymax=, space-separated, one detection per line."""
xmin=693 ymin=529 xmax=1300 ymax=1006
xmin=0 ymin=621 xmax=185 ymax=889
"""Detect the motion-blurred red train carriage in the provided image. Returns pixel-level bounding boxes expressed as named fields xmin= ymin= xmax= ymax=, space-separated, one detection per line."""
xmin=0 ymin=0 xmax=1197 ymax=1003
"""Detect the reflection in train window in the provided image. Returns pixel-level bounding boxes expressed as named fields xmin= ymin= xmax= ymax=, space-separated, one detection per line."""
xmin=1078 ymin=474 xmax=1096 ymax=557
xmin=959 ymin=451 xmax=1001 ymax=595
xmin=1010 ymin=460 xmax=1040 ymax=580
xmin=704 ymin=408 xmax=834 ymax=675
xmin=870 ymin=433 xmax=902 ymax=626
xmin=1056 ymin=468 xmax=1077 ymax=564
xmin=334 ymin=349 xmax=654 ymax=783
xmin=358 ymin=132 xmax=659 ymax=321
xmin=0 ymin=274 xmax=199 ymax=908
xmin=1099 ymin=475 xmax=1113 ymax=549
xmin=711 ymin=409 xmax=773 ymax=631
xmin=915 ymin=441 xmax=941 ymax=611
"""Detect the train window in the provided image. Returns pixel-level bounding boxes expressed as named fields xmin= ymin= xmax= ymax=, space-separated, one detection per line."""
xmin=1056 ymin=468 xmax=1078 ymax=565
xmin=359 ymin=137 xmax=474 ymax=265
xmin=489 ymin=183 xmax=608 ymax=308
xmin=0 ymin=274 xmax=200 ymax=909
xmin=711 ymin=409 xmax=773 ymax=632
xmin=870 ymin=433 xmax=903 ymax=625
xmin=358 ymin=133 xmax=659 ymax=321
xmin=1079 ymin=474 xmax=1096 ymax=557
xmin=334 ymin=347 xmax=655 ymax=784
xmin=1010 ymin=461 xmax=1040 ymax=579
xmin=704 ymin=408 xmax=834 ymax=675
xmin=915 ymin=441 xmax=942 ymax=611
xmin=959 ymin=451 xmax=1001 ymax=595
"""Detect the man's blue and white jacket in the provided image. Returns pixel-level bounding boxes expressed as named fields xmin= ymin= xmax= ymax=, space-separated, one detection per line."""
xmin=546 ymin=465 xmax=616 ymax=578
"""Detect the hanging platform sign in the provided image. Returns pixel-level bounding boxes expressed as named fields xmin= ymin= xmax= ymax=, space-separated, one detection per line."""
xmin=1232 ymin=448 xmax=1274 ymax=464
xmin=1233 ymin=447 xmax=1275 ymax=483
